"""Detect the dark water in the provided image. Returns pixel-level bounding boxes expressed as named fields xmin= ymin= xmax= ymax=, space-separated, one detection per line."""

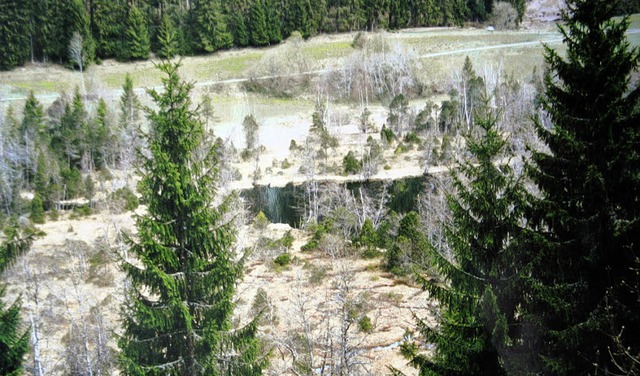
xmin=241 ymin=183 xmax=303 ymax=227
xmin=241 ymin=175 xmax=431 ymax=227
xmin=346 ymin=176 xmax=428 ymax=214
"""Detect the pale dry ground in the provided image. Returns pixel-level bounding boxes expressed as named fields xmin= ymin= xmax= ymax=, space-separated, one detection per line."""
xmin=1 ymin=101 xmax=440 ymax=374
xmin=227 ymin=103 xmax=447 ymax=191
xmin=3 ymin=210 xmax=432 ymax=375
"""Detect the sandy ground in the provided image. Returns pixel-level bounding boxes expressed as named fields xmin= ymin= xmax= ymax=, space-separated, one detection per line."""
xmin=2 ymin=98 xmax=442 ymax=373
xmin=3 ymin=208 xmax=433 ymax=375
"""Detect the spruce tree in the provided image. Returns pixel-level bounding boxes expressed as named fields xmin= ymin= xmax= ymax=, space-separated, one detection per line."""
xmin=399 ymin=100 xmax=531 ymax=375
xmin=0 ymin=0 xmax=30 ymax=70
xmin=229 ymin=9 xmax=249 ymax=47
xmin=30 ymin=194 xmax=45 ymax=224
xmin=157 ymin=14 xmax=178 ymax=59
xmin=34 ymin=153 xmax=51 ymax=210
xmin=119 ymin=74 xmax=142 ymax=168
xmin=20 ymin=92 xmax=45 ymax=186
xmin=249 ymin=1 xmax=270 ymax=46
xmin=118 ymin=61 xmax=265 ymax=375
xmin=526 ymin=1 xmax=640 ymax=374
xmin=265 ymin=1 xmax=283 ymax=44
xmin=193 ymin=0 xmax=233 ymax=53
xmin=0 ymin=226 xmax=33 ymax=375
xmin=92 ymin=0 xmax=126 ymax=58
xmin=67 ymin=0 xmax=95 ymax=66
xmin=122 ymin=5 xmax=151 ymax=61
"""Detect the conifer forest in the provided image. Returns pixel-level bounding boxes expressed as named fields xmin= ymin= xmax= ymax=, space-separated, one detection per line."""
xmin=1 ymin=0 xmax=639 ymax=375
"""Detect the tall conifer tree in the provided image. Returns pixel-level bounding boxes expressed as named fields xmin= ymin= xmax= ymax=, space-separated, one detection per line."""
xmin=526 ymin=1 xmax=640 ymax=374
xmin=118 ymin=61 xmax=265 ymax=375
xmin=249 ymin=1 xmax=270 ymax=46
xmin=0 ymin=226 xmax=33 ymax=375
xmin=0 ymin=0 xmax=30 ymax=70
xmin=122 ymin=5 xmax=151 ymax=61
xmin=398 ymin=99 xmax=531 ymax=375
xmin=157 ymin=14 xmax=178 ymax=59
xmin=193 ymin=0 xmax=233 ymax=53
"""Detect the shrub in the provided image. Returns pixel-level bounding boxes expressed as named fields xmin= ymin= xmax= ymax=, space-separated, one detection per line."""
xmin=30 ymin=194 xmax=45 ymax=224
xmin=281 ymin=158 xmax=292 ymax=169
xmin=72 ymin=205 xmax=92 ymax=218
xmin=394 ymin=143 xmax=410 ymax=155
xmin=343 ymin=151 xmax=362 ymax=175
xmin=254 ymin=211 xmax=270 ymax=231
xmin=358 ymin=315 xmax=373 ymax=333
xmin=281 ymin=230 xmax=294 ymax=250
xmin=301 ymin=222 xmax=329 ymax=252
xmin=110 ymin=187 xmax=139 ymax=213
xmin=273 ymin=252 xmax=292 ymax=267
xmin=380 ymin=125 xmax=396 ymax=144
xmin=305 ymin=262 xmax=329 ymax=285
xmin=404 ymin=132 xmax=421 ymax=144
xmin=352 ymin=31 xmax=367 ymax=49
xmin=251 ymin=287 xmax=278 ymax=326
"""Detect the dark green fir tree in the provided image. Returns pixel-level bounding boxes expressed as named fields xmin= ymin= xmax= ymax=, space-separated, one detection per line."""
xmin=0 ymin=0 xmax=30 ymax=70
xmin=118 ymin=61 xmax=266 ymax=375
xmin=157 ymin=14 xmax=178 ymax=59
xmin=228 ymin=9 xmax=249 ymax=47
xmin=249 ymin=1 xmax=270 ymax=46
xmin=92 ymin=0 xmax=126 ymax=58
xmin=67 ymin=0 xmax=95 ymax=66
xmin=0 ymin=225 xmax=33 ymax=375
xmin=121 ymin=5 xmax=150 ymax=61
xmin=193 ymin=0 xmax=233 ymax=53
xmin=397 ymin=99 xmax=531 ymax=375
xmin=526 ymin=0 xmax=640 ymax=374
xmin=30 ymin=194 xmax=45 ymax=224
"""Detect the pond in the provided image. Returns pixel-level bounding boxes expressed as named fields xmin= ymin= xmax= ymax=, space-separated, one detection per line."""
xmin=241 ymin=175 xmax=433 ymax=227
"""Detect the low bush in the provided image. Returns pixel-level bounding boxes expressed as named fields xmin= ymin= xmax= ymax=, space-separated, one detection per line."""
xmin=109 ymin=187 xmax=139 ymax=213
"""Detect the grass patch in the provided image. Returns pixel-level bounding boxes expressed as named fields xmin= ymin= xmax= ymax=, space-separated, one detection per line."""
xmin=303 ymin=41 xmax=353 ymax=60
xmin=13 ymin=81 xmax=61 ymax=93
xmin=402 ymin=31 xmax=556 ymax=55
xmin=192 ymin=52 xmax=264 ymax=80
xmin=102 ymin=67 xmax=163 ymax=89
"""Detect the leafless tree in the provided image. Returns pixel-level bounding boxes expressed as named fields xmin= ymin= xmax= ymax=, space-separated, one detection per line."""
xmin=21 ymin=259 xmax=46 ymax=376
xmin=326 ymin=34 xmax=420 ymax=102
xmin=69 ymin=32 xmax=86 ymax=97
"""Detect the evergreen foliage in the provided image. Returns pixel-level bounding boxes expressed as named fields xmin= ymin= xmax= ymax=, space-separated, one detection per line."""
xmin=122 ymin=5 xmax=151 ymax=61
xmin=92 ymin=0 xmax=126 ymax=58
xmin=0 ymin=0 xmax=30 ymax=70
xmin=157 ymin=14 xmax=178 ymax=59
xmin=385 ymin=211 xmax=428 ymax=276
xmin=67 ymin=0 xmax=95 ymax=67
xmin=118 ymin=61 xmax=265 ymax=375
xmin=0 ymin=226 xmax=33 ymax=376
xmin=526 ymin=1 xmax=640 ymax=374
xmin=249 ymin=1 xmax=270 ymax=46
xmin=193 ymin=0 xmax=233 ymax=53
xmin=1 ymin=0 xmax=534 ymax=70
xmin=30 ymin=194 xmax=45 ymax=224
xmin=228 ymin=9 xmax=249 ymax=47
xmin=343 ymin=151 xmax=361 ymax=175
xmin=398 ymin=100 xmax=530 ymax=375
